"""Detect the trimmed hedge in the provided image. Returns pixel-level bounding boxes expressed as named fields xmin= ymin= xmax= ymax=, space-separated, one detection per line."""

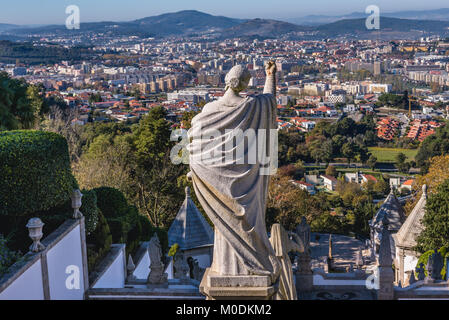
xmin=93 ymin=187 xmax=168 ymax=257
xmin=93 ymin=187 xmax=133 ymax=246
xmin=79 ymin=189 xmax=99 ymax=235
xmin=0 ymin=130 xmax=78 ymax=216
xmin=87 ymin=210 xmax=112 ymax=271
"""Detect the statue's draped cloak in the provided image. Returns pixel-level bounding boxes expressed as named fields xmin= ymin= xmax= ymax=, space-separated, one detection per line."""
xmin=187 ymin=94 xmax=280 ymax=281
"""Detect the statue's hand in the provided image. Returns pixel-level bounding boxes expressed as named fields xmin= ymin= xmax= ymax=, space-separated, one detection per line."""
xmin=265 ymin=60 xmax=276 ymax=76
xmin=187 ymin=171 xmax=193 ymax=181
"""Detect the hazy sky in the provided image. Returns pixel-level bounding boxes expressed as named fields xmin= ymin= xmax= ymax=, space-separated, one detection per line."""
xmin=2 ymin=0 xmax=449 ymax=25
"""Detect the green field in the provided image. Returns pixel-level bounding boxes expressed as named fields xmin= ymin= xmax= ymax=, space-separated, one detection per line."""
xmin=368 ymin=147 xmax=418 ymax=163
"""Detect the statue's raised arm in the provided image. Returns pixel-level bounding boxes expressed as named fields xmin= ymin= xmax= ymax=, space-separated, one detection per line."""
xmin=263 ymin=60 xmax=277 ymax=96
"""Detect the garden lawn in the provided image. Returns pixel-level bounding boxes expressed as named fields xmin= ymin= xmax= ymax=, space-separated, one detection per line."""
xmin=368 ymin=147 xmax=418 ymax=163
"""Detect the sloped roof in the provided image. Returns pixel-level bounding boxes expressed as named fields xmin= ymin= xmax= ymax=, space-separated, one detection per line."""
xmin=168 ymin=187 xmax=214 ymax=250
xmin=370 ymin=190 xmax=406 ymax=232
xmin=393 ymin=185 xmax=427 ymax=249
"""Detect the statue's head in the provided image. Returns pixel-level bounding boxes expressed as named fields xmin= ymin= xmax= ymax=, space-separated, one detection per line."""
xmin=225 ymin=65 xmax=251 ymax=93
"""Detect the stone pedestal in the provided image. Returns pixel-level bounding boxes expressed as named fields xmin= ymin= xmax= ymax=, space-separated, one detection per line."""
xmin=378 ymin=266 xmax=395 ymax=300
xmin=199 ymin=268 xmax=278 ymax=300
xmin=295 ymin=254 xmax=313 ymax=292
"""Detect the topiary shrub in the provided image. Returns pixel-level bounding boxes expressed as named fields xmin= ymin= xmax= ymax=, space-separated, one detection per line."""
xmin=92 ymin=187 xmax=169 ymax=257
xmin=93 ymin=187 xmax=130 ymax=219
xmin=79 ymin=189 xmax=99 ymax=235
xmin=125 ymin=206 xmax=142 ymax=257
xmin=86 ymin=210 xmax=112 ymax=271
xmin=0 ymin=234 xmax=23 ymax=276
xmin=93 ymin=187 xmax=134 ymax=245
xmin=0 ymin=130 xmax=78 ymax=216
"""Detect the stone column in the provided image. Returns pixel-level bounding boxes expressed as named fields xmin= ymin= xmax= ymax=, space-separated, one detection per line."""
xmin=377 ymin=219 xmax=395 ymax=300
xmin=295 ymin=253 xmax=313 ymax=293
xmin=396 ymin=247 xmax=405 ymax=286
xmin=200 ymin=268 xmax=278 ymax=300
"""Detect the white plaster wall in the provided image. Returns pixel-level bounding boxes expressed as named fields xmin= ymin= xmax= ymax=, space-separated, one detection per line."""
xmin=133 ymin=251 xmax=150 ymax=280
xmin=46 ymin=225 xmax=85 ymax=300
xmin=404 ymin=255 xmax=418 ymax=273
xmin=166 ymin=259 xmax=174 ymax=280
xmin=0 ymin=260 xmax=44 ymax=300
xmin=191 ymin=254 xmax=211 ymax=269
xmin=93 ymin=249 xmax=125 ymax=289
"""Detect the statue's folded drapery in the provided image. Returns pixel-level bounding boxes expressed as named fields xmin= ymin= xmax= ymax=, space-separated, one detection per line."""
xmin=187 ymin=94 xmax=280 ymax=282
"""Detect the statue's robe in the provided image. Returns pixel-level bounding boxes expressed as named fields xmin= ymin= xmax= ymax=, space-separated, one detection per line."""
xmin=187 ymin=94 xmax=280 ymax=281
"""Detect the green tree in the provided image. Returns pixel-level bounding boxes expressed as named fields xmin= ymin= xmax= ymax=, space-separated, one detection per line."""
xmin=342 ymin=142 xmax=356 ymax=164
xmin=416 ymin=179 xmax=449 ymax=252
xmin=0 ymin=72 xmax=41 ymax=130
xmin=367 ymin=155 xmax=378 ymax=170
xmin=325 ymin=165 xmax=337 ymax=177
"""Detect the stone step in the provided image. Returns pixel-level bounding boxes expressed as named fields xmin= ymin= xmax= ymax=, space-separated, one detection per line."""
xmin=87 ymin=287 xmax=204 ymax=300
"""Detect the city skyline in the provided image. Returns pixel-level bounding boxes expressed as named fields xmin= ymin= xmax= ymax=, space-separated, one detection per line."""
xmin=1 ymin=0 xmax=449 ymax=25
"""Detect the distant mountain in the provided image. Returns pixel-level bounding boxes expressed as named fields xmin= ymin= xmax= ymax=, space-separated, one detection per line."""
xmin=6 ymin=10 xmax=244 ymax=38
xmin=134 ymin=10 xmax=244 ymax=35
xmin=220 ymin=18 xmax=311 ymax=38
xmin=289 ymin=8 xmax=449 ymax=26
xmin=315 ymin=17 xmax=449 ymax=38
xmin=2 ymin=10 xmax=449 ymax=41
xmin=0 ymin=24 xmax=18 ymax=32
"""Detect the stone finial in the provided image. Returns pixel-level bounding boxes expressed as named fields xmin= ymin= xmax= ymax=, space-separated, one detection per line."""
xmin=328 ymin=234 xmax=333 ymax=260
xmin=26 ymin=218 xmax=45 ymax=253
xmin=356 ymin=248 xmax=364 ymax=268
xmin=422 ymin=184 xmax=427 ymax=198
xmin=127 ymin=254 xmax=136 ymax=281
xmin=409 ymin=270 xmax=416 ymax=285
xmin=71 ymin=189 xmax=83 ymax=219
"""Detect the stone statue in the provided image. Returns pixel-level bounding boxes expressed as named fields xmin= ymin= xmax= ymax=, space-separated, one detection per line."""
xmin=147 ymin=234 xmax=168 ymax=285
xmin=187 ymin=62 xmax=280 ymax=283
xmin=295 ymin=216 xmax=311 ymax=253
xmin=269 ymin=224 xmax=303 ymax=300
xmin=173 ymin=251 xmax=190 ymax=280
xmin=416 ymin=263 xmax=426 ymax=281
xmin=192 ymin=259 xmax=206 ymax=281
xmin=427 ymin=249 xmax=444 ymax=281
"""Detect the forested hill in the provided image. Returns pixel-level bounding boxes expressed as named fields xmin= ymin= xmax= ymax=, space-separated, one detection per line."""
xmin=0 ymin=41 xmax=93 ymax=65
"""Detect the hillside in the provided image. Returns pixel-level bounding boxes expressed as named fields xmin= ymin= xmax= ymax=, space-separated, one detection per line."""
xmin=2 ymin=10 xmax=449 ymax=40
xmin=220 ymin=18 xmax=311 ymax=38
xmin=316 ymin=17 xmax=449 ymax=38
